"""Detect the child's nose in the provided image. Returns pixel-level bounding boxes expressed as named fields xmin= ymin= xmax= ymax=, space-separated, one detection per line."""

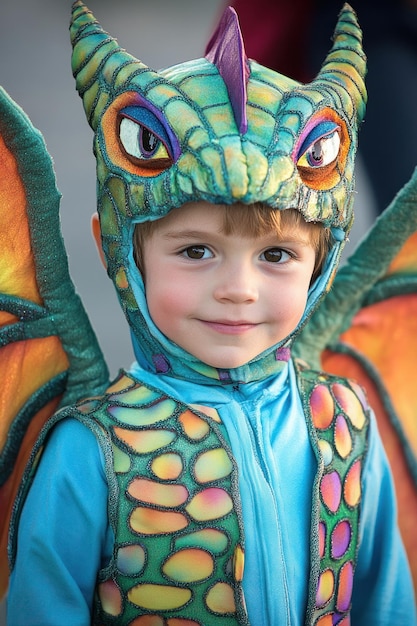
xmin=213 ymin=263 xmax=259 ymax=304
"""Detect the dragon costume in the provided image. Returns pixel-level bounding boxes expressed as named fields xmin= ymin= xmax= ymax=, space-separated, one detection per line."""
xmin=0 ymin=2 xmax=416 ymax=624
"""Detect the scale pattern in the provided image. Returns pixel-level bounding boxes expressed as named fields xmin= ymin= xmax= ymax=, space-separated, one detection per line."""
xmin=75 ymin=373 xmax=248 ymax=626
xmin=58 ymin=367 xmax=369 ymax=625
xmin=297 ymin=363 xmax=369 ymax=624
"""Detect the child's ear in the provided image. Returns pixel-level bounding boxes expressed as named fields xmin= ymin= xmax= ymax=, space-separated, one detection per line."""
xmin=91 ymin=212 xmax=107 ymax=269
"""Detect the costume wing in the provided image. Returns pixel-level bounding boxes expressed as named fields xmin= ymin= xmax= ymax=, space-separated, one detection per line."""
xmin=0 ymin=87 xmax=109 ymax=597
xmin=294 ymin=168 xmax=417 ymax=588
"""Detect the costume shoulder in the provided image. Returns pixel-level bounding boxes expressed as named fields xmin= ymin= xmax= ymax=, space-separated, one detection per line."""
xmin=0 ymin=86 xmax=109 ymax=597
xmin=294 ymin=167 xmax=417 ymax=590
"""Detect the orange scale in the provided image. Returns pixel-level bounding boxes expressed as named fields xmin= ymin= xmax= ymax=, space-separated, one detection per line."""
xmin=109 ymin=384 xmax=161 ymax=406
xmin=106 ymin=375 xmax=137 ymax=394
xmin=320 ymin=471 xmax=342 ymax=513
xmin=175 ymin=528 xmax=228 ymax=554
xmin=151 ymin=453 xmax=183 ymax=480
xmin=128 ymin=583 xmax=191 ymax=611
xmin=233 ymin=544 xmax=245 ymax=582
xmin=205 ymin=582 xmax=236 ymax=614
xmin=315 ymin=569 xmax=335 ymax=608
xmin=163 ymin=548 xmax=214 ymax=583
xmin=109 ymin=398 xmax=177 ymax=426
xmin=130 ymin=506 xmax=188 ymax=535
xmin=336 ymin=561 xmax=354 ymax=612
xmin=310 ymin=385 xmax=335 ymax=430
xmin=115 ymin=267 xmax=129 ymax=290
xmin=194 ymin=448 xmax=233 ymax=483
xmin=98 ymin=579 xmax=123 ymax=617
xmin=178 ymin=410 xmax=210 ymax=440
xmin=128 ymin=477 xmax=188 ymax=507
xmin=334 ymin=414 xmax=352 ymax=459
xmin=113 ymin=427 xmax=176 ymax=454
xmin=344 ymin=460 xmax=361 ymax=507
xmin=186 ymin=488 xmax=233 ymax=521
xmin=331 ymin=383 xmax=366 ymax=430
xmin=188 ymin=404 xmax=221 ymax=423
xmin=315 ymin=615 xmax=334 ymax=626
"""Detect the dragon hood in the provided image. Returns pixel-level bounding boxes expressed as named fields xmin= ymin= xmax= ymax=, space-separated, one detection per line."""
xmin=70 ymin=2 xmax=367 ymax=384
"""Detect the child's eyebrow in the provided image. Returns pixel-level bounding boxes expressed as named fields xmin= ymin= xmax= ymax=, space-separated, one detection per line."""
xmin=162 ymin=230 xmax=214 ymax=240
xmin=278 ymin=233 xmax=313 ymax=245
xmin=161 ymin=228 xmax=313 ymax=246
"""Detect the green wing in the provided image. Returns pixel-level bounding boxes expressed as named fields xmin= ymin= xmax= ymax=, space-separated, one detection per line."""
xmin=0 ymin=87 xmax=109 ymax=597
xmin=294 ymin=168 xmax=417 ymax=590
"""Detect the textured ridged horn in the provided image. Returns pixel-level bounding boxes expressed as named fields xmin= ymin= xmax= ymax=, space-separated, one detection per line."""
xmin=314 ymin=3 xmax=367 ymax=124
xmin=205 ymin=7 xmax=249 ymax=134
xmin=70 ymin=1 xmax=157 ymax=130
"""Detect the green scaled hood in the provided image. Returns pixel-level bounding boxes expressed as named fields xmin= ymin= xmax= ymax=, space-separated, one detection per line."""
xmin=70 ymin=2 xmax=366 ymax=382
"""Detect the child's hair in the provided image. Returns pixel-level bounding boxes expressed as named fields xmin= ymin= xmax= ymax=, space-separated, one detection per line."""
xmin=133 ymin=203 xmax=333 ymax=282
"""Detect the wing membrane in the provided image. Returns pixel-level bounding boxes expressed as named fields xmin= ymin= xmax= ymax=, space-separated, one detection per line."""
xmin=0 ymin=87 xmax=109 ymax=597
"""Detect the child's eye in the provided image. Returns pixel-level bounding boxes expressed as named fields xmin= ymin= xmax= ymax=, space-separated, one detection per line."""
xmin=260 ymin=248 xmax=291 ymax=263
xmin=182 ymin=246 xmax=212 ymax=260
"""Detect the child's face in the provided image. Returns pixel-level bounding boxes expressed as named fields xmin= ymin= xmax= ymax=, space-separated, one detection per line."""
xmin=142 ymin=202 xmax=316 ymax=369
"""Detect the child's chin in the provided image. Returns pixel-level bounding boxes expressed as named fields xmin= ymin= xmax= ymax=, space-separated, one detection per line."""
xmin=202 ymin=355 xmax=254 ymax=370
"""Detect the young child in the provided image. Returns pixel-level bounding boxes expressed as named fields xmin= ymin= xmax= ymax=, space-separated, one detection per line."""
xmin=7 ymin=2 xmax=416 ymax=625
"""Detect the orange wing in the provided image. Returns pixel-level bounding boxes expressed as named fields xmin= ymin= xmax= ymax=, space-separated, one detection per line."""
xmin=0 ymin=87 xmax=109 ymax=597
xmin=295 ymin=170 xmax=417 ymax=592
xmin=323 ymin=238 xmax=417 ymax=589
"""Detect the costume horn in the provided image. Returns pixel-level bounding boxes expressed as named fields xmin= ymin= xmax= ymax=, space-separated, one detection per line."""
xmin=314 ymin=3 xmax=367 ymax=124
xmin=70 ymin=1 xmax=158 ymax=131
xmin=205 ymin=7 xmax=249 ymax=134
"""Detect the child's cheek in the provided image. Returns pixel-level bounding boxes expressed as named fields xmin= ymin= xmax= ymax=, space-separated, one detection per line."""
xmin=146 ymin=282 xmax=189 ymax=337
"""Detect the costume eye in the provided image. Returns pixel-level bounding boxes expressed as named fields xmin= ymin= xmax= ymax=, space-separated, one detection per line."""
xmin=297 ymin=125 xmax=340 ymax=170
xmin=260 ymin=248 xmax=290 ymax=263
xmin=182 ymin=246 xmax=212 ymax=260
xmin=120 ymin=118 xmax=164 ymax=159
xmin=295 ymin=111 xmax=348 ymax=190
xmin=118 ymin=106 xmax=173 ymax=169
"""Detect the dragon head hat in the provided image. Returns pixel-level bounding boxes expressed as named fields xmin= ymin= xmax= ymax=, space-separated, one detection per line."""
xmin=70 ymin=2 xmax=366 ymax=381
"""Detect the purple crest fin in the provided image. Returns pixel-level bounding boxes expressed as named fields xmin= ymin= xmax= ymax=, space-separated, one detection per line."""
xmin=205 ymin=6 xmax=249 ymax=134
